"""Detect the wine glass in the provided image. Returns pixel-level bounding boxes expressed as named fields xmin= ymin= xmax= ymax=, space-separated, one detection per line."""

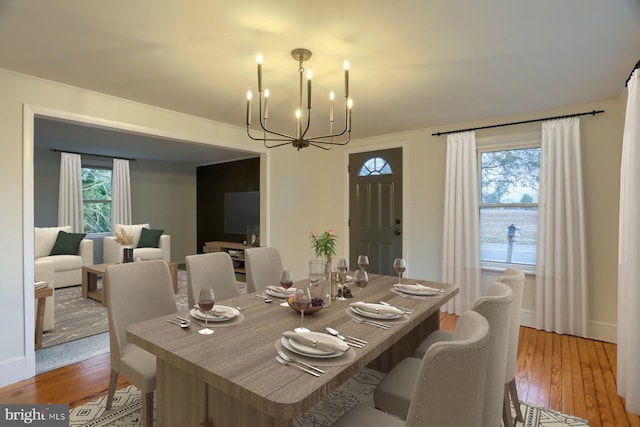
xmin=357 ymin=255 xmax=369 ymax=271
xmin=353 ymin=269 xmax=368 ymax=298
xmin=293 ymin=287 xmax=311 ymax=333
xmin=336 ymin=258 xmax=348 ymax=301
xmin=393 ymin=258 xmax=406 ymax=284
xmin=279 ymin=270 xmax=293 ymax=307
xmin=197 ymin=288 xmax=215 ymax=335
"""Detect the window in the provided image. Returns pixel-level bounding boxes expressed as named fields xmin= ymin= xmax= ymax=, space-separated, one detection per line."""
xmin=82 ymin=167 xmax=112 ymax=233
xmin=358 ymin=157 xmax=392 ymax=176
xmin=478 ymin=145 xmax=540 ymax=266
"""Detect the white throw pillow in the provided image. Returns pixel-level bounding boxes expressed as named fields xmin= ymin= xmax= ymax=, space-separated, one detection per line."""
xmin=35 ymin=226 xmax=72 ymax=258
xmin=114 ymin=224 xmax=150 ymax=246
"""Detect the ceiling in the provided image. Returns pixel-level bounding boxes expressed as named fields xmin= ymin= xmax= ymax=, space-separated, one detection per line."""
xmin=2 ymin=1 xmax=640 ymax=164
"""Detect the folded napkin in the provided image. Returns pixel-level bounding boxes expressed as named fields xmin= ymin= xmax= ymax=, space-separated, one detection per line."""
xmin=350 ymin=302 xmax=404 ymax=316
xmin=267 ymin=285 xmax=296 ymax=293
xmin=282 ymin=331 xmax=349 ymax=352
xmin=395 ymin=284 xmax=442 ymax=294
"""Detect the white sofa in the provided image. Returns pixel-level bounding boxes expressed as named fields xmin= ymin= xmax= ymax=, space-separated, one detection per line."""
xmin=35 ymin=226 xmax=94 ymax=289
xmin=102 ymin=223 xmax=171 ymax=264
xmin=34 ymin=259 xmax=55 ymax=332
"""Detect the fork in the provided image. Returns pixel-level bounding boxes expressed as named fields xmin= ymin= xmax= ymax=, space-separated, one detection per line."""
xmin=352 ymin=317 xmax=391 ymax=329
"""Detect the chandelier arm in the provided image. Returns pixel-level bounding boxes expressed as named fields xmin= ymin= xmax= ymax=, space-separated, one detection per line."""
xmin=246 ymin=128 xmax=294 ymax=143
xmin=256 ymin=117 xmax=297 ymax=141
xmin=264 ymin=140 xmax=295 ymax=149
xmin=301 ymin=107 xmax=313 ymax=139
xmin=308 ymin=142 xmax=332 ymax=150
xmin=307 ymin=133 xmax=351 ymax=146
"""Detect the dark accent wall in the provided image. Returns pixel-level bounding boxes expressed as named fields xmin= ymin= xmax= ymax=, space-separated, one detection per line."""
xmin=196 ymin=157 xmax=260 ymax=252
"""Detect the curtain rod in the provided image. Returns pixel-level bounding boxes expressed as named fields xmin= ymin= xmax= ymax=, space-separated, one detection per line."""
xmin=626 ymin=59 xmax=640 ymax=87
xmin=50 ymin=149 xmax=136 ymax=162
xmin=431 ymin=109 xmax=605 ymax=137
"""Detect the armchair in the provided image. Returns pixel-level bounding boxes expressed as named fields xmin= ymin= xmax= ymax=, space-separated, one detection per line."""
xmin=103 ymin=224 xmax=171 ymax=264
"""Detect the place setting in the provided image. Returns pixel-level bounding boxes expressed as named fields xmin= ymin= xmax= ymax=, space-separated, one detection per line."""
xmin=163 ymin=288 xmax=245 ymax=333
xmin=345 ymin=301 xmax=409 ymax=328
xmin=391 ymin=257 xmax=446 ymax=300
xmin=274 ymin=328 xmax=361 ymax=371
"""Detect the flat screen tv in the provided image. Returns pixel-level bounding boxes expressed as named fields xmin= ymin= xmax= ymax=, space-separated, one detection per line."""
xmin=223 ymin=191 xmax=260 ymax=235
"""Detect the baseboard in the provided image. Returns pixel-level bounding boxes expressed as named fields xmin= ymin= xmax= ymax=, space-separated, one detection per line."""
xmin=519 ymin=309 xmax=617 ymax=344
xmin=0 ymin=354 xmax=35 ymax=388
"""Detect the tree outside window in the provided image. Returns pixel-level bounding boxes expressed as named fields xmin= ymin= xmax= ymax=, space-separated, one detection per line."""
xmin=82 ymin=167 xmax=112 ymax=233
xmin=479 ymin=147 xmax=540 ymax=265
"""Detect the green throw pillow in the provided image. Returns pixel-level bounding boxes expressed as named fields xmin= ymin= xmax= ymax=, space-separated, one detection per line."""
xmin=49 ymin=231 xmax=86 ymax=256
xmin=137 ymin=228 xmax=164 ymax=248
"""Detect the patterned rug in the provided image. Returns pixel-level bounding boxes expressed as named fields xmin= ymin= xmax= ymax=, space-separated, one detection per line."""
xmin=69 ymin=368 xmax=589 ymax=426
xmin=41 ymin=270 xmax=190 ymax=349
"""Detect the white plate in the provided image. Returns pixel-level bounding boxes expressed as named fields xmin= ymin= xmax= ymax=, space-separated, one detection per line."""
xmin=190 ymin=305 xmax=239 ymax=322
xmin=350 ymin=306 xmax=402 ymax=320
xmin=394 ymin=285 xmax=441 ymax=296
xmin=281 ymin=337 xmax=345 ymax=359
xmin=266 ymin=286 xmax=296 ymax=299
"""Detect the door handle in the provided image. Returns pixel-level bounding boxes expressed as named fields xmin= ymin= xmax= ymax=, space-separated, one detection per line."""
xmin=394 ymin=229 xmax=401 ymax=236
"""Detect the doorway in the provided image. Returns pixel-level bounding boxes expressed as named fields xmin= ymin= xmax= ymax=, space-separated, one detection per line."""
xmin=348 ymin=147 xmax=403 ymax=275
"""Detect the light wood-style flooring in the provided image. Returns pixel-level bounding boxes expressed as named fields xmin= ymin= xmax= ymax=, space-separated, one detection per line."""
xmin=1 ymin=313 xmax=639 ymax=427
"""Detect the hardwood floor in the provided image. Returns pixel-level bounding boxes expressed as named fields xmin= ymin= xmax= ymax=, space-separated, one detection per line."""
xmin=1 ymin=313 xmax=639 ymax=427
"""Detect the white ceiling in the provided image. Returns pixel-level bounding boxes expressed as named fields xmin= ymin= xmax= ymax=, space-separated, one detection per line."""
xmin=2 ymin=0 xmax=639 ymax=163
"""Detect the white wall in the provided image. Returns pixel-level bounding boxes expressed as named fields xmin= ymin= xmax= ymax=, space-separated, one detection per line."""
xmin=0 ymin=66 xmax=625 ymax=387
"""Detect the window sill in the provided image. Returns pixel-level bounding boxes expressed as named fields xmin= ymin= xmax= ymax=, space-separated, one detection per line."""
xmin=481 ymin=261 xmax=536 ymax=276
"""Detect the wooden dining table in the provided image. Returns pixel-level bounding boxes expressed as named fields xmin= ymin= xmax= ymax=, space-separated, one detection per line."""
xmin=126 ymin=273 xmax=458 ymax=427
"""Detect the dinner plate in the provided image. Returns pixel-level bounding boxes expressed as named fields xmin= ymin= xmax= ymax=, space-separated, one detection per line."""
xmin=265 ymin=286 xmax=296 ymax=299
xmin=349 ymin=306 xmax=403 ymax=320
xmin=190 ymin=305 xmax=239 ymax=322
xmin=281 ymin=337 xmax=345 ymax=359
xmin=394 ymin=284 xmax=442 ymax=296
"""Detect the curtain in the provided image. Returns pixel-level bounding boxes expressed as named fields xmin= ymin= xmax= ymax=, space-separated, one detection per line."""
xmin=617 ymin=67 xmax=640 ymax=414
xmin=441 ymin=131 xmax=482 ymax=315
xmin=534 ymin=117 xmax=587 ymax=336
xmin=111 ymin=158 xmax=132 ymax=229
xmin=58 ymin=152 xmax=83 ymax=232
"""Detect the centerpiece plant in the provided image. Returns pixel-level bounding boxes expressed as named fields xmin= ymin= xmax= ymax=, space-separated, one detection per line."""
xmin=309 ymin=230 xmax=337 ymax=262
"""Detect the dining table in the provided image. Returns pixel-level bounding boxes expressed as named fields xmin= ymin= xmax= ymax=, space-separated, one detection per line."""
xmin=126 ymin=273 xmax=458 ymax=427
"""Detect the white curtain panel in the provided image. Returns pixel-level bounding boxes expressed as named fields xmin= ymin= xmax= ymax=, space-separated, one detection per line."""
xmin=57 ymin=152 xmax=83 ymax=233
xmin=617 ymin=68 xmax=640 ymax=414
xmin=111 ymin=158 xmax=132 ymax=229
xmin=535 ymin=117 xmax=588 ymax=337
xmin=441 ymin=131 xmax=482 ymax=315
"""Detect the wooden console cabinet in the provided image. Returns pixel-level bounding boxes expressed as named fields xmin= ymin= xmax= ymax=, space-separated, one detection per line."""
xmin=204 ymin=241 xmax=255 ymax=274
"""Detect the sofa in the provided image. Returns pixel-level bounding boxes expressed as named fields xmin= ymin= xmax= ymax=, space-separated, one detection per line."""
xmin=35 ymin=226 xmax=94 ymax=289
xmin=103 ymin=223 xmax=171 ymax=264
xmin=34 ymin=259 xmax=55 ymax=332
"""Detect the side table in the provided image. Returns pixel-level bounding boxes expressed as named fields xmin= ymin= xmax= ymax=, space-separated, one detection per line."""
xmin=34 ymin=285 xmax=53 ymax=350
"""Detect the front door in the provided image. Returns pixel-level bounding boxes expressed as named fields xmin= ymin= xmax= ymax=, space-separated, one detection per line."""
xmin=349 ymin=148 xmax=403 ymax=275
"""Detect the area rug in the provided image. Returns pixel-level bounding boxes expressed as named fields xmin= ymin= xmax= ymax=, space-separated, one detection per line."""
xmin=69 ymin=368 xmax=589 ymax=426
xmin=41 ymin=270 xmax=190 ymax=349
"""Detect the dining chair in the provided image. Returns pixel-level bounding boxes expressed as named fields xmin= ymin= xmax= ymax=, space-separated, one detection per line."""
xmin=105 ymin=260 xmax=178 ymax=427
xmin=185 ymin=252 xmax=241 ymax=308
xmin=244 ymin=246 xmax=284 ymax=294
xmin=333 ymin=310 xmax=491 ymax=427
xmin=497 ymin=267 xmax=525 ymax=426
xmin=378 ymin=282 xmax=512 ymax=427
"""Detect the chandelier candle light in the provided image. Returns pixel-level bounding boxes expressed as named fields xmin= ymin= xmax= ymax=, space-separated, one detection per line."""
xmin=246 ymin=48 xmax=352 ymax=150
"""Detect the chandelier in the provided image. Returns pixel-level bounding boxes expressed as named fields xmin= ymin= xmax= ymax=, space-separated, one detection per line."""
xmin=245 ymin=48 xmax=352 ymax=150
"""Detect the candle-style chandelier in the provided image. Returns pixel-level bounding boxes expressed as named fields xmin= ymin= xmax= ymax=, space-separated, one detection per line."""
xmin=245 ymin=48 xmax=352 ymax=150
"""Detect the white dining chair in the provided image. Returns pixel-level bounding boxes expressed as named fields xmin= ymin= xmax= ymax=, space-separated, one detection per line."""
xmin=186 ymin=252 xmax=241 ymax=308
xmin=333 ymin=310 xmax=491 ymax=427
xmin=497 ymin=267 xmax=526 ymax=426
xmin=378 ymin=282 xmax=512 ymax=427
xmin=244 ymin=246 xmax=284 ymax=294
xmin=105 ymin=260 xmax=178 ymax=427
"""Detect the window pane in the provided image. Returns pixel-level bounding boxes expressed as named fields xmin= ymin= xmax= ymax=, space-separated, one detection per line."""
xmin=358 ymin=157 xmax=393 ymax=176
xmin=480 ymin=207 xmax=537 ymax=265
xmin=82 ymin=168 xmax=112 ymax=200
xmin=481 ymin=148 xmax=540 ymax=204
xmin=83 ymin=202 xmax=112 ymax=233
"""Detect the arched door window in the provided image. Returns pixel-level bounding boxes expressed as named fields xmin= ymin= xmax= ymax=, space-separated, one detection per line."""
xmin=358 ymin=157 xmax=393 ymax=176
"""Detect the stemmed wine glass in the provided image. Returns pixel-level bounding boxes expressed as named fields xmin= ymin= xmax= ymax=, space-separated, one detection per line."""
xmin=336 ymin=258 xmax=348 ymax=301
xmin=393 ymin=258 xmax=406 ymax=285
xmin=293 ymin=287 xmax=311 ymax=332
xmin=279 ymin=270 xmax=293 ymax=307
xmin=353 ymin=269 xmax=368 ymax=298
xmin=197 ymin=288 xmax=215 ymax=335
xmin=357 ymin=255 xmax=369 ymax=271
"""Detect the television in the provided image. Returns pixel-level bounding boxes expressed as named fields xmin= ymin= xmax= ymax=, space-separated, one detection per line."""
xmin=223 ymin=191 xmax=260 ymax=235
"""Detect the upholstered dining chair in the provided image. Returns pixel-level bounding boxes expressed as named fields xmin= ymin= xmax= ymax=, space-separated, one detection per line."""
xmin=185 ymin=252 xmax=241 ymax=308
xmin=244 ymin=246 xmax=284 ymax=294
xmin=377 ymin=282 xmax=512 ymax=427
xmin=497 ymin=267 xmax=526 ymax=427
xmin=105 ymin=260 xmax=178 ymax=427
xmin=333 ymin=310 xmax=491 ymax=427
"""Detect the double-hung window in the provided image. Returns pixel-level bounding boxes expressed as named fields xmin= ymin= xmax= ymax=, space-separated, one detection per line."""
xmin=478 ymin=138 xmax=540 ymax=267
xmin=82 ymin=166 xmax=112 ymax=233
